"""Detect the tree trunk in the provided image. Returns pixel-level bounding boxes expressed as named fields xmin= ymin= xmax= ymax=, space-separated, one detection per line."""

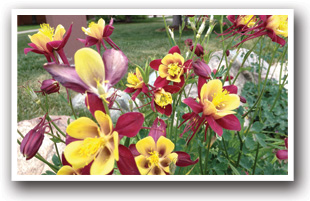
xmin=172 ymin=15 xmax=182 ymax=28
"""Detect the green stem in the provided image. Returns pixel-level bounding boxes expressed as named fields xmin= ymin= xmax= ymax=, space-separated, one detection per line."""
xmin=222 ymin=136 xmax=230 ymax=161
xmin=236 ymin=131 xmax=243 ymax=167
xmin=204 ymin=128 xmax=212 ymax=174
xmin=252 ymin=143 xmax=260 ymax=175
xmin=162 ymin=16 xmax=173 ymax=47
xmin=68 ymin=90 xmax=77 ymax=119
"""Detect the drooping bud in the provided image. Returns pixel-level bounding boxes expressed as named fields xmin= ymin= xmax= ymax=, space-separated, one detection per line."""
xmin=184 ymin=38 xmax=193 ymax=47
xmin=226 ymin=50 xmax=230 ymax=57
xmin=190 ymin=44 xmax=204 ymax=57
xmin=192 ymin=60 xmax=211 ymax=78
xmin=20 ymin=114 xmax=49 ymax=160
xmin=39 ymin=79 xmax=60 ymax=95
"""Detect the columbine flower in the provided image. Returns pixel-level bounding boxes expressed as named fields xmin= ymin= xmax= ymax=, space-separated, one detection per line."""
xmin=276 ymin=138 xmax=288 ymax=160
xmin=20 ymin=114 xmax=50 ymax=160
xmin=151 ymin=87 xmax=173 ymax=116
xmin=181 ymin=79 xmax=241 ymax=139
xmin=233 ymin=15 xmax=288 ymax=47
xmin=24 ymin=23 xmax=72 ymax=64
xmin=124 ymin=118 xmax=198 ymax=175
xmin=36 ymin=79 xmax=60 ymax=95
xmin=150 ymin=46 xmax=192 ymax=90
xmin=78 ymin=18 xmax=120 ymax=52
xmin=44 ymin=47 xmax=128 ymax=114
xmin=124 ymin=67 xmax=149 ymax=100
xmin=184 ymin=38 xmax=193 ymax=46
xmin=64 ymin=110 xmax=144 ymax=175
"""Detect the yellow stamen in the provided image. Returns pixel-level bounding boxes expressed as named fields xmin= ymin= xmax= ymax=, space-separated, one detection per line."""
xmin=167 ymin=63 xmax=181 ymax=76
xmin=239 ymin=15 xmax=257 ymax=28
xmin=78 ymin=137 xmax=105 ymax=157
xmin=96 ymin=79 xmax=109 ymax=104
xmin=211 ymin=89 xmax=229 ymax=108
xmin=38 ymin=23 xmax=54 ymax=40
xmin=147 ymin=151 xmax=160 ymax=167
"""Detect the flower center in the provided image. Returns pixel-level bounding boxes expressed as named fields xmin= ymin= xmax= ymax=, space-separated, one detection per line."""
xmin=79 ymin=137 xmax=106 ymax=157
xmin=147 ymin=151 xmax=160 ymax=167
xmin=38 ymin=23 xmax=54 ymax=40
xmin=154 ymin=90 xmax=173 ymax=108
xmin=167 ymin=63 xmax=181 ymax=77
xmin=211 ymin=89 xmax=229 ymax=109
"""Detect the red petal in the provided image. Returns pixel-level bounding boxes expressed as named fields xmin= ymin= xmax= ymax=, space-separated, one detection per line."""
xmin=129 ymin=144 xmax=140 ymax=157
xmin=154 ymin=76 xmax=170 ymax=88
xmin=276 ymin=150 xmax=288 ymax=160
xmin=216 ymin=114 xmax=241 ymax=131
xmin=150 ymin=59 xmax=162 ymax=71
xmin=131 ymin=88 xmax=142 ymax=101
xmin=223 ymin=85 xmax=238 ymax=94
xmin=182 ymin=98 xmax=203 ymax=114
xmin=117 ymin=145 xmax=140 ymax=175
xmin=124 ymin=87 xmax=136 ymax=93
xmin=149 ymin=118 xmax=167 ymax=142
xmin=85 ymin=92 xmax=105 ymax=117
xmin=205 ymin=115 xmax=223 ymax=136
xmin=168 ymin=46 xmax=181 ymax=54
xmin=172 ymin=75 xmax=185 ymax=89
xmin=114 ymin=112 xmax=144 ymax=137
xmin=163 ymin=85 xmax=181 ymax=94
xmin=174 ymin=151 xmax=199 ymax=167
xmin=198 ymin=76 xmax=207 ymax=96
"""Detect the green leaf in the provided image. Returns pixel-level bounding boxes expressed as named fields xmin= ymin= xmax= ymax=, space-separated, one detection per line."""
xmin=50 ymin=137 xmax=62 ymax=143
xmin=52 ymin=154 xmax=62 ymax=167
xmin=42 ymin=170 xmax=56 ymax=175
xmin=251 ymin=122 xmax=264 ymax=133
xmin=245 ymin=135 xmax=255 ymax=150
xmin=229 ymin=162 xmax=240 ymax=175
xmin=255 ymin=133 xmax=267 ymax=147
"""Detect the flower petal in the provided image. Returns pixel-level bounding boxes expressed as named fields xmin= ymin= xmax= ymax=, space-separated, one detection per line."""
xmin=203 ymin=99 xmax=217 ymax=116
xmin=44 ymin=63 xmax=90 ymax=94
xmin=136 ymin=136 xmax=156 ymax=157
xmin=66 ymin=117 xmax=100 ymax=139
xmin=156 ymin=136 xmax=175 ymax=158
xmin=85 ymin=92 xmax=106 ymax=117
xmin=94 ymin=110 xmax=112 ymax=136
xmin=90 ymin=146 xmax=115 ymax=175
xmin=149 ymin=166 xmax=166 ymax=175
xmin=117 ymin=145 xmax=140 ymax=175
xmin=205 ymin=115 xmax=223 ymax=136
xmin=200 ymin=80 xmax=222 ymax=102
xmin=114 ymin=112 xmax=144 ymax=138
xmin=216 ymin=114 xmax=241 ymax=131
xmin=64 ymin=140 xmax=95 ymax=169
xmin=135 ymin=155 xmax=151 ymax=175
xmin=168 ymin=46 xmax=181 ymax=54
xmin=75 ymin=47 xmax=105 ymax=89
xmin=174 ymin=151 xmax=199 ymax=167
xmin=150 ymin=59 xmax=162 ymax=71
xmin=149 ymin=118 xmax=167 ymax=142
xmin=183 ymin=98 xmax=203 ymax=114
xmin=216 ymin=94 xmax=240 ymax=111
xmin=57 ymin=166 xmax=77 ymax=175
xmin=103 ymin=49 xmax=128 ymax=87
xmin=276 ymin=150 xmax=288 ymax=160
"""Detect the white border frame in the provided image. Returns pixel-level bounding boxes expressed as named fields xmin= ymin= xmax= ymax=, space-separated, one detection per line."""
xmin=12 ymin=9 xmax=294 ymax=181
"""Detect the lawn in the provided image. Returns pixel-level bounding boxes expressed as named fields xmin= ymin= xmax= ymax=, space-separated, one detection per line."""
xmin=17 ymin=17 xmax=260 ymax=122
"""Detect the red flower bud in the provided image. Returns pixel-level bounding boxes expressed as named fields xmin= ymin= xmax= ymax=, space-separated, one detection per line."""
xmin=226 ymin=50 xmax=230 ymax=56
xmin=190 ymin=44 xmax=204 ymax=57
xmin=184 ymin=38 xmax=193 ymax=46
xmin=192 ymin=60 xmax=211 ymax=78
xmin=39 ymin=79 xmax=60 ymax=95
xmin=20 ymin=114 xmax=49 ymax=160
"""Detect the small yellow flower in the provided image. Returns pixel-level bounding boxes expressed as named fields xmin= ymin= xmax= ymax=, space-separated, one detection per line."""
xmin=266 ymin=15 xmax=288 ymax=37
xmin=28 ymin=23 xmax=66 ymax=53
xmin=135 ymin=136 xmax=178 ymax=175
xmin=82 ymin=18 xmax=105 ymax=40
xmin=154 ymin=88 xmax=173 ymax=109
xmin=126 ymin=68 xmax=144 ymax=89
xmin=200 ymin=80 xmax=240 ymax=119
xmin=64 ymin=111 xmax=119 ymax=175
xmin=158 ymin=53 xmax=185 ymax=83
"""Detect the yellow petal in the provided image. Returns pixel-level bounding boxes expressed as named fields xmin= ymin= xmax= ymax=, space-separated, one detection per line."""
xmin=202 ymin=99 xmax=217 ymax=116
xmin=66 ymin=117 xmax=100 ymax=139
xmin=136 ymin=136 xmax=156 ymax=157
xmin=53 ymin=24 xmax=65 ymax=41
xmin=161 ymin=152 xmax=178 ymax=173
xmin=94 ymin=110 xmax=112 ymax=135
xmin=158 ymin=64 xmax=169 ymax=78
xmin=216 ymin=94 xmax=240 ymax=111
xmin=57 ymin=165 xmax=77 ymax=175
xmin=200 ymin=80 xmax=222 ymax=103
xmin=213 ymin=110 xmax=236 ymax=119
xmin=75 ymin=48 xmax=105 ymax=89
xmin=29 ymin=33 xmax=51 ymax=52
xmin=135 ymin=67 xmax=143 ymax=81
xmin=172 ymin=52 xmax=184 ymax=65
xmin=149 ymin=166 xmax=166 ymax=175
xmin=156 ymin=136 xmax=175 ymax=158
xmin=112 ymin=131 xmax=119 ymax=161
xmin=64 ymin=141 xmax=95 ymax=169
xmin=135 ymin=155 xmax=151 ymax=175
xmin=90 ymin=146 xmax=114 ymax=175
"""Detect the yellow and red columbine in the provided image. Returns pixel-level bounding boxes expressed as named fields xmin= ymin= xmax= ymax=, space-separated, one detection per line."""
xmin=182 ymin=79 xmax=241 ymax=138
xmin=64 ymin=111 xmax=119 ymax=175
xmin=25 ymin=23 xmax=72 ymax=64
xmin=135 ymin=136 xmax=178 ymax=175
xmin=124 ymin=67 xmax=149 ymax=100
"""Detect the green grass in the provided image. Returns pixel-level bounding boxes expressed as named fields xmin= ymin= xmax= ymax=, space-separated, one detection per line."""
xmin=18 ymin=24 xmax=40 ymax=32
xmin=17 ymin=17 xmax=265 ymax=121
